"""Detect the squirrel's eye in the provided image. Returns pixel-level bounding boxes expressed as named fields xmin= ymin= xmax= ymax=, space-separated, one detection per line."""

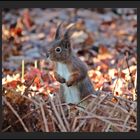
xmin=55 ymin=47 xmax=62 ymax=53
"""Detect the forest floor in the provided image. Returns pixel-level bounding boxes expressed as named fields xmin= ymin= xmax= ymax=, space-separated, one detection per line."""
xmin=2 ymin=8 xmax=137 ymax=132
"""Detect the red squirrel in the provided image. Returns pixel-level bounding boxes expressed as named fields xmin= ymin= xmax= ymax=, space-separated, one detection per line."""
xmin=46 ymin=23 xmax=95 ymax=104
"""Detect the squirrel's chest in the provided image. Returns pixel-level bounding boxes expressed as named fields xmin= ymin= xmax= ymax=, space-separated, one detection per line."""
xmin=56 ymin=62 xmax=80 ymax=104
xmin=56 ymin=62 xmax=70 ymax=81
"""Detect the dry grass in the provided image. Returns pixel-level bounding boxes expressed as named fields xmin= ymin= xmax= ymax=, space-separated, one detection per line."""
xmin=2 ymin=90 xmax=137 ymax=132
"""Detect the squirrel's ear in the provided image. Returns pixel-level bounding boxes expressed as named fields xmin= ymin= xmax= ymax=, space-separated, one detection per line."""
xmin=64 ymin=23 xmax=75 ymax=40
xmin=55 ymin=22 xmax=63 ymax=39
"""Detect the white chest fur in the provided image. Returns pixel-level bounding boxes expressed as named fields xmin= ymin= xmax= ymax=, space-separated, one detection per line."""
xmin=57 ymin=62 xmax=70 ymax=81
xmin=56 ymin=62 xmax=80 ymax=104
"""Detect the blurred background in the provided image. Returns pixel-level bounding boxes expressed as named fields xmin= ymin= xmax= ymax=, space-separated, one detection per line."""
xmin=2 ymin=8 xmax=137 ymax=94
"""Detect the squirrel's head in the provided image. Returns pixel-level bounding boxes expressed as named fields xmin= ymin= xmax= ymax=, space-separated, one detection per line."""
xmin=46 ymin=22 xmax=74 ymax=63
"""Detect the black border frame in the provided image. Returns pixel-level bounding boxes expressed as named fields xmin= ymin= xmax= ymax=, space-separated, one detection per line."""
xmin=0 ymin=1 xmax=140 ymax=139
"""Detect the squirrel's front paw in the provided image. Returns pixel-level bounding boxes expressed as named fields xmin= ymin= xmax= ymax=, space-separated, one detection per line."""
xmin=54 ymin=72 xmax=66 ymax=83
xmin=66 ymin=81 xmax=73 ymax=87
xmin=59 ymin=78 xmax=66 ymax=83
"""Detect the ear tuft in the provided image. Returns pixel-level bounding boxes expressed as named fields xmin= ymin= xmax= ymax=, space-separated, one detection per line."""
xmin=64 ymin=23 xmax=75 ymax=40
xmin=55 ymin=22 xmax=64 ymax=39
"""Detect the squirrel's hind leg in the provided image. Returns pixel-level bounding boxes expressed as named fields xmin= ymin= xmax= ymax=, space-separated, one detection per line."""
xmin=79 ymin=77 xmax=96 ymax=99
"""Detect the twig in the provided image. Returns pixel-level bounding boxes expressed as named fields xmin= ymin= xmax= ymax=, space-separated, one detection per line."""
xmin=21 ymin=94 xmax=39 ymax=105
xmin=50 ymin=113 xmax=62 ymax=131
xmin=40 ymin=103 xmax=49 ymax=132
xmin=125 ymin=52 xmax=136 ymax=94
xmin=104 ymin=101 xmax=119 ymax=132
xmin=91 ymin=94 xmax=108 ymax=113
xmin=73 ymin=95 xmax=109 ymax=131
xmin=2 ymin=96 xmax=29 ymax=132
xmin=22 ymin=59 xmax=24 ymax=81
xmin=101 ymin=91 xmax=135 ymax=104
xmin=77 ymin=94 xmax=95 ymax=105
xmin=75 ymin=105 xmax=136 ymax=131
xmin=50 ymin=97 xmax=67 ymax=132
xmin=34 ymin=60 xmax=38 ymax=68
xmin=74 ymin=116 xmax=136 ymax=131
xmin=72 ymin=95 xmax=97 ymax=131
xmin=2 ymin=107 xmax=40 ymax=132
xmin=89 ymin=121 xmax=94 ymax=132
xmin=71 ymin=117 xmax=78 ymax=131
xmin=122 ymin=107 xmax=136 ymax=131
xmin=23 ymin=75 xmax=37 ymax=96
xmin=56 ymin=93 xmax=70 ymax=131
